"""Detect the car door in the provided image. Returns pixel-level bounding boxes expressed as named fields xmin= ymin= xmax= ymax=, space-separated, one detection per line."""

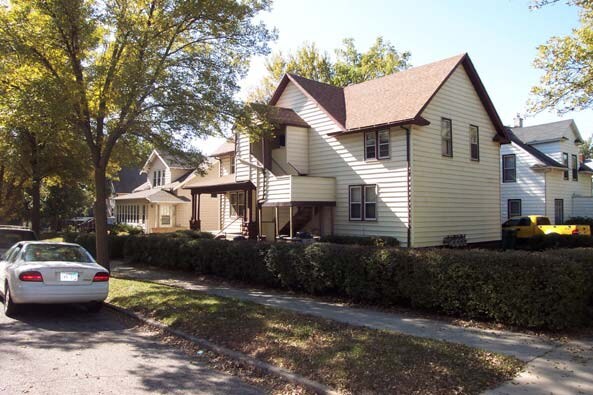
xmin=0 ymin=244 xmax=20 ymax=294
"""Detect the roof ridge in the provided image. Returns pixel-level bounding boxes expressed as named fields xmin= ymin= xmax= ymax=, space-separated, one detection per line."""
xmin=514 ymin=119 xmax=574 ymax=129
xmin=286 ymin=73 xmax=344 ymax=90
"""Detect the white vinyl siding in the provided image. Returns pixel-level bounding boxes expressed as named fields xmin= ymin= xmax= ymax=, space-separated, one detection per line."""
xmin=235 ymin=134 xmax=251 ymax=182
xmin=275 ymin=81 xmax=409 ymax=244
xmin=286 ymin=125 xmax=309 ymax=174
xmin=412 ymin=66 xmax=502 ymax=247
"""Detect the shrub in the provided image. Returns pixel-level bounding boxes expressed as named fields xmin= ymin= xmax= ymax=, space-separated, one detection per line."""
xmin=111 ymin=223 xmax=144 ymax=235
xmin=519 ymin=234 xmax=593 ymax=250
xmin=73 ymin=233 xmax=129 ymax=261
xmin=565 ymin=217 xmax=593 ymax=228
xmin=319 ymin=234 xmax=399 ymax=247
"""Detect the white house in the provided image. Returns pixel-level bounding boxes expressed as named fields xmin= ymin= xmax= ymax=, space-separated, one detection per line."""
xmin=185 ymin=53 xmax=510 ymax=247
xmin=501 ymin=119 xmax=593 ymax=224
xmin=114 ymin=149 xmax=218 ymax=233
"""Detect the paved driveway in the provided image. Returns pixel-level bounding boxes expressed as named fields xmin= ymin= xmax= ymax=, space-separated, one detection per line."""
xmin=0 ymin=305 xmax=263 ymax=395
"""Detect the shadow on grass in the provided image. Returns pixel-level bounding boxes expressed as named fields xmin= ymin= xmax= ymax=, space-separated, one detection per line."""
xmin=109 ymin=280 xmax=523 ymax=394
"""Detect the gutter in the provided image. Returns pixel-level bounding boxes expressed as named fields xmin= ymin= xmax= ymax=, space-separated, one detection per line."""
xmin=402 ymin=125 xmax=412 ymax=248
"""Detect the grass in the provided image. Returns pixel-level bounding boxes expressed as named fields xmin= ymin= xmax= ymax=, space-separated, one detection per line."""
xmin=108 ymin=278 xmax=524 ymax=394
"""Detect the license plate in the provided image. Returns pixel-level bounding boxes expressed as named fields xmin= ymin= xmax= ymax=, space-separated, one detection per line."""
xmin=60 ymin=272 xmax=78 ymax=282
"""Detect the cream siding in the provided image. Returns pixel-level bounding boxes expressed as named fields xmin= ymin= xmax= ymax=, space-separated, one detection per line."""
xmin=500 ymin=142 xmax=546 ymax=222
xmin=147 ymin=156 xmax=170 ymax=187
xmin=276 ymin=82 xmax=409 ymax=243
xmin=235 ymin=134 xmax=250 ymax=182
xmin=286 ymin=126 xmax=309 ymax=174
xmin=412 ymin=66 xmax=501 ymax=247
xmin=545 ymin=168 xmax=593 ymax=223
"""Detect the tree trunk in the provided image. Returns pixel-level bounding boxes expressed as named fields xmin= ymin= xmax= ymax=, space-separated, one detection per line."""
xmin=93 ymin=166 xmax=110 ymax=269
xmin=31 ymin=177 xmax=41 ymax=236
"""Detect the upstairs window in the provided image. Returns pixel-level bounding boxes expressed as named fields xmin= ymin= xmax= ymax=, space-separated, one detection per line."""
xmin=153 ymin=170 xmax=165 ymax=186
xmin=563 ymin=153 xmax=569 ymax=180
xmin=349 ymin=185 xmax=377 ymax=221
xmin=469 ymin=125 xmax=479 ymax=161
xmin=230 ymin=155 xmax=236 ymax=174
xmin=364 ymin=130 xmax=390 ymax=160
xmin=572 ymin=154 xmax=578 ymax=181
xmin=441 ymin=118 xmax=453 ymax=157
xmin=502 ymin=154 xmax=516 ymax=182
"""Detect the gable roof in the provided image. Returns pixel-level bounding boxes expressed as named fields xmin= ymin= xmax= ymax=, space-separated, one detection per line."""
xmin=511 ymin=119 xmax=583 ymax=145
xmin=112 ymin=167 xmax=145 ymax=194
xmin=252 ymin=104 xmax=310 ymax=128
xmin=141 ymin=149 xmax=195 ymax=173
xmin=508 ymin=129 xmax=566 ymax=168
xmin=210 ymin=140 xmax=236 ymax=157
xmin=269 ymin=53 xmax=508 ymax=142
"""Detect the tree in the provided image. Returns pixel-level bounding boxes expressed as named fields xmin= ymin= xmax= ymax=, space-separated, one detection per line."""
xmin=0 ymin=0 xmax=274 ymax=266
xmin=249 ymin=37 xmax=411 ymax=102
xmin=580 ymin=136 xmax=593 ymax=159
xmin=529 ymin=0 xmax=593 ymax=114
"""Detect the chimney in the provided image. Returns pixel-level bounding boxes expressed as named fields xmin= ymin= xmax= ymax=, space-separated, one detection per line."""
xmin=513 ymin=113 xmax=523 ymax=128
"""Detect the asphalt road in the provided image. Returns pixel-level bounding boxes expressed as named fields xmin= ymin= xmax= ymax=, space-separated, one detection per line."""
xmin=0 ymin=304 xmax=263 ymax=395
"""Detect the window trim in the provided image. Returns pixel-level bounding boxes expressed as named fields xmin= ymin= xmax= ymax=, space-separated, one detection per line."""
xmin=349 ymin=184 xmax=377 ymax=221
xmin=469 ymin=124 xmax=479 ymax=161
xmin=364 ymin=130 xmax=390 ymax=161
xmin=228 ymin=191 xmax=246 ymax=218
xmin=507 ymin=199 xmax=522 ymax=219
xmin=555 ymin=199 xmax=564 ymax=224
xmin=502 ymin=154 xmax=517 ymax=183
xmin=572 ymin=154 xmax=578 ymax=181
xmin=441 ymin=117 xmax=453 ymax=157
xmin=563 ymin=152 xmax=569 ymax=180
xmin=230 ymin=155 xmax=236 ymax=175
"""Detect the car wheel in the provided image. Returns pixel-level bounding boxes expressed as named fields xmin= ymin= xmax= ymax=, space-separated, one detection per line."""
xmin=86 ymin=301 xmax=103 ymax=313
xmin=4 ymin=285 xmax=19 ymax=317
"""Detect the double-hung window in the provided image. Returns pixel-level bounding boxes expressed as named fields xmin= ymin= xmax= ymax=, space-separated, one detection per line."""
xmin=502 ymin=154 xmax=516 ymax=182
xmin=469 ymin=125 xmax=479 ymax=161
xmin=230 ymin=155 xmax=236 ymax=174
xmin=441 ymin=118 xmax=453 ymax=157
xmin=563 ymin=153 xmax=569 ymax=180
xmin=507 ymin=199 xmax=521 ymax=219
xmin=349 ymin=185 xmax=377 ymax=221
xmin=364 ymin=130 xmax=390 ymax=160
xmin=572 ymin=154 xmax=578 ymax=181
xmin=229 ymin=191 xmax=245 ymax=217
xmin=153 ymin=170 xmax=165 ymax=186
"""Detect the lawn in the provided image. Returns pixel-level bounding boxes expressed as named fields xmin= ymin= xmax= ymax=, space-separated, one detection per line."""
xmin=108 ymin=278 xmax=523 ymax=394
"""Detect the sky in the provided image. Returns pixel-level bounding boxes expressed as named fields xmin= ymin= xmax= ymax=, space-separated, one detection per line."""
xmin=200 ymin=0 xmax=588 ymax=154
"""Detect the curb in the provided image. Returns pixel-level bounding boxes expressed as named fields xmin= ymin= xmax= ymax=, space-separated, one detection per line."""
xmin=105 ymin=303 xmax=339 ymax=395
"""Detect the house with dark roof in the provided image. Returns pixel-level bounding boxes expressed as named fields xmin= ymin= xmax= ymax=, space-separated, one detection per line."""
xmin=114 ymin=149 xmax=219 ymax=233
xmin=501 ymin=118 xmax=593 ymax=224
xmin=185 ymin=53 xmax=510 ymax=246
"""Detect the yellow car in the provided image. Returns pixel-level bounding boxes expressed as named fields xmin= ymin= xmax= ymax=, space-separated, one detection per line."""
xmin=502 ymin=215 xmax=591 ymax=239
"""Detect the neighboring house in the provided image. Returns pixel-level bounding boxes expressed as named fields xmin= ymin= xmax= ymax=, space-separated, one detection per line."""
xmin=185 ymin=53 xmax=510 ymax=247
xmin=114 ymin=149 xmax=218 ymax=233
xmin=107 ymin=167 xmax=146 ymax=218
xmin=501 ymin=119 xmax=593 ymax=224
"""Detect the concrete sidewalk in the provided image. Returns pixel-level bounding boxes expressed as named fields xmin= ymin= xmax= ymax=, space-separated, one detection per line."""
xmin=112 ymin=262 xmax=593 ymax=394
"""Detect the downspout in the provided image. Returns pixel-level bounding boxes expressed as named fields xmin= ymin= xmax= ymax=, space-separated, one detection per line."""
xmin=402 ymin=126 xmax=412 ymax=248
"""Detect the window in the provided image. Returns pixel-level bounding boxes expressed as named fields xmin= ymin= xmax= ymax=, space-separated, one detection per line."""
xmin=117 ymin=204 xmax=145 ymax=224
xmin=563 ymin=153 xmax=569 ymax=180
xmin=153 ymin=170 xmax=165 ymax=186
xmin=349 ymin=185 xmax=377 ymax=221
xmin=507 ymin=199 xmax=521 ymax=219
xmin=502 ymin=154 xmax=516 ymax=182
xmin=441 ymin=118 xmax=453 ymax=157
xmin=160 ymin=205 xmax=171 ymax=226
xmin=229 ymin=191 xmax=245 ymax=217
xmin=555 ymin=199 xmax=564 ymax=224
xmin=572 ymin=154 xmax=578 ymax=181
xmin=469 ymin=125 xmax=479 ymax=161
xmin=230 ymin=155 xmax=235 ymax=174
xmin=364 ymin=130 xmax=390 ymax=160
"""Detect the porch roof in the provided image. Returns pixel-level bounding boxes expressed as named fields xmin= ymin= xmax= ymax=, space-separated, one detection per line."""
xmin=114 ymin=188 xmax=190 ymax=204
xmin=184 ymin=174 xmax=255 ymax=193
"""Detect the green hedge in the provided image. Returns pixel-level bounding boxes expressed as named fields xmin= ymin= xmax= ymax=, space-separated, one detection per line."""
xmin=518 ymin=234 xmax=593 ymax=250
xmin=319 ymin=234 xmax=400 ymax=247
xmin=73 ymin=233 xmax=129 ymax=261
xmin=565 ymin=217 xmax=593 ymax=227
xmin=123 ymin=234 xmax=592 ymax=329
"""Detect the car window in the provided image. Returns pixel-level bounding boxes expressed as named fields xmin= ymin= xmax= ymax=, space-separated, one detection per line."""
xmin=0 ymin=229 xmax=36 ymax=249
xmin=536 ymin=217 xmax=551 ymax=226
xmin=22 ymin=244 xmax=94 ymax=263
xmin=1 ymin=245 xmax=15 ymax=261
xmin=518 ymin=217 xmax=532 ymax=226
xmin=503 ymin=219 xmax=520 ymax=227
xmin=7 ymin=246 xmax=22 ymax=263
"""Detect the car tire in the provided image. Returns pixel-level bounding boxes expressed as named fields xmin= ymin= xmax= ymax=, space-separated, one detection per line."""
xmin=4 ymin=285 xmax=19 ymax=317
xmin=86 ymin=301 xmax=103 ymax=313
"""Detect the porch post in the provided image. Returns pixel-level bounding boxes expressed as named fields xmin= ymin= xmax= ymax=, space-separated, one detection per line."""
xmin=289 ymin=205 xmax=294 ymax=238
xmin=274 ymin=206 xmax=279 ymax=240
xmin=196 ymin=193 xmax=201 ymax=230
xmin=190 ymin=192 xmax=201 ymax=231
xmin=258 ymin=205 xmax=262 ymax=238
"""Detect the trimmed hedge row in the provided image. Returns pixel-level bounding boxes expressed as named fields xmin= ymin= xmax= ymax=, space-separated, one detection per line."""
xmin=517 ymin=234 xmax=593 ymax=250
xmin=318 ymin=234 xmax=400 ymax=247
xmin=123 ymin=234 xmax=593 ymax=329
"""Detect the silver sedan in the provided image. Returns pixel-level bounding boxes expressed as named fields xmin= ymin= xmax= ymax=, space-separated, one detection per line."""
xmin=0 ymin=241 xmax=109 ymax=317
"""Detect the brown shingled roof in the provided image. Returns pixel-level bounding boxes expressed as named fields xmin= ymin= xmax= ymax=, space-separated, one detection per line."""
xmin=250 ymin=104 xmax=310 ymax=128
xmin=210 ymin=140 xmax=235 ymax=157
xmin=269 ymin=53 xmax=508 ymax=142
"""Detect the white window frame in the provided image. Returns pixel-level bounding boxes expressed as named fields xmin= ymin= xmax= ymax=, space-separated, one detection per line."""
xmin=364 ymin=130 xmax=390 ymax=160
xmin=441 ymin=118 xmax=453 ymax=157
xmin=160 ymin=205 xmax=172 ymax=226
xmin=364 ymin=185 xmax=377 ymax=221
xmin=502 ymin=154 xmax=516 ymax=183
xmin=364 ymin=132 xmax=377 ymax=160
xmin=229 ymin=191 xmax=245 ymax=218
xmin=230 ymin=155 xmax=236 ymax=174
xmin=508 ymin=199 xmax=521 ymax=219
xmin=349 ymin=185 xmax=377 ymax=221
xmin=349 ymin=186 xmax=362 ymax=221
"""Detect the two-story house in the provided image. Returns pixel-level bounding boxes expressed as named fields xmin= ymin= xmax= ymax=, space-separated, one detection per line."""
xmin=185 ymin=53 xmax=510 ymax=247
xmin=114 ymin=149 xmax=218 ymax=233
xmin=501 ymin=119 xmax=593 ymax=224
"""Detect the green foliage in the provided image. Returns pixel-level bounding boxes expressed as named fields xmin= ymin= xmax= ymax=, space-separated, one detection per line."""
xmin=111 ymin=223 xmax=144 ymax=236
xmin=519 ymin=234 xmax=593 ymax=250
xmin=122 ymin=234 xmax=593 ymax=329
xmin=530 ymin=1 xmax=593 ymax=113
xmin=73 ymin=233 xmax=129 ymax=263
xmin=319 ymin=234 xmax=400 ymax=247
xmin=565 ymin=216 xmax=593 ymax=226
xmin=249 ymin=37 xmax=411 ymax=102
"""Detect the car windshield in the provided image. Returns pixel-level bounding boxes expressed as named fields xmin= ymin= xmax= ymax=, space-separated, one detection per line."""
xmin=536 ymin=217 xmax=551 ymax=225
xmin=23 ymin=244 xmax=93 ymax=263
xmin=503 ymin=219 xmax=521 ymax=227
xmin=0 ymin=229 xmax=36 ymax=249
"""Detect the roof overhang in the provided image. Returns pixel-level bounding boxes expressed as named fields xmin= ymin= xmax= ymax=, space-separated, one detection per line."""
xmin=327 ymin=117 xmax=430 ymax=137
xmin=185 ymin=180 xmax=255 ymax=194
